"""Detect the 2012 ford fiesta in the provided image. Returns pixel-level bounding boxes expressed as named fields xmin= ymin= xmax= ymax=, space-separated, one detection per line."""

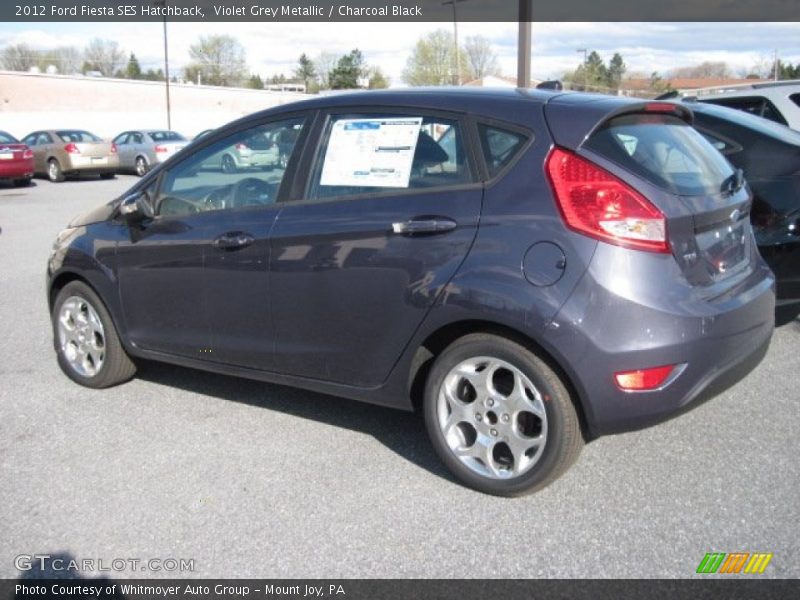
xmin=47 ymin=89 xmax=775 ymax=496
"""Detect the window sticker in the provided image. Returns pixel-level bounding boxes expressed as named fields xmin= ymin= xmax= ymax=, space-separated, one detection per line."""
xmin=320 ymin=117 xmax=423 ymax=188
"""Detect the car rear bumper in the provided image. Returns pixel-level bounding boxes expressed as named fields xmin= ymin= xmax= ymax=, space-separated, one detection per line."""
xmin=543 ymin=245 xmax=776 ymax=436
xmin=0 ymin=160 xmax=33 ymax=179
xmin=65 ymin=155 xmax=120 ymax=172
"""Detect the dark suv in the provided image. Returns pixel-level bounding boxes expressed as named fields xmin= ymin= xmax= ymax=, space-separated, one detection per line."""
xmin=47 ymin=90 xmax=775 ymax=496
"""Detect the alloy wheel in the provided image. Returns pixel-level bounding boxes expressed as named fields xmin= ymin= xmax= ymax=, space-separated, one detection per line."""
xmin=57 ymin=296 xmax=106 ymax=378
xmin=436 ymin=356 xmax=548 ymax=479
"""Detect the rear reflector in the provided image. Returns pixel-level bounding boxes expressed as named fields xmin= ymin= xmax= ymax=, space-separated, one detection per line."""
xmin=545 ymin=147 xmax=669 ymax=253
xmin=615 ymin=365 xmax=677 ymax=391
xmin=63 ymin=143 xmax=80 ymax=154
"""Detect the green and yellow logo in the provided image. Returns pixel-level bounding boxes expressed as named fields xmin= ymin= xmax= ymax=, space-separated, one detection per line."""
xmin=696 ymin=552 xmax=773 ymax=574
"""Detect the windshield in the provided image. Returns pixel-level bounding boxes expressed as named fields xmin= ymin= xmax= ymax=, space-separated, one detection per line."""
xmin=585 ymin=113 xmax=735 ymax=196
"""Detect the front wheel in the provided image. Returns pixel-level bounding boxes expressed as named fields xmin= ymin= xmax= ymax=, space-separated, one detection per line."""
xmin=52 ymin=281 xmax=136 ymax=388
xmin=423 ymin=333 xmax=583 ymax=496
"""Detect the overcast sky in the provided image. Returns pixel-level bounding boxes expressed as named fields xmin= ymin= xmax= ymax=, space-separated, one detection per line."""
xmin=1 ymin=22 xmax=798 ymax=84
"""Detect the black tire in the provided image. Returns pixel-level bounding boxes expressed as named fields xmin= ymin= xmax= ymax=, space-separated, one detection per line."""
xmin=423 ymin=333 xmax=583 ymax=496
xmin=12 ymin=178 xmax=31 ymax=187
xmin=48 ymin=158 xmax=65 ymax=183
xmin=775 ymin=304 xmax=800 ymax=327
xmin=135 ymin=156 xmax=149 ymax=177
xmin=100 ymin=172 xmax=116 ymax=180
xmin=52 ymin=281 xmax=136 ymax=389
xmin=221 ymin=154 xmax=237 ymax=174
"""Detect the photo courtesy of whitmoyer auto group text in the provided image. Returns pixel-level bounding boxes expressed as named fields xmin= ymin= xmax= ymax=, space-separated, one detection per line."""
xmin=0 ymin=0 xmax=798 ymax=597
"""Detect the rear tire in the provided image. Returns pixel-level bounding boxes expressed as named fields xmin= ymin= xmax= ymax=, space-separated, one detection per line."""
xmin=48 ymin=159 xmax=65 ymax=183
xmin=423 ymin=333 xmax=583 ymax=496
xmin=135 ymin=156 xmax=148 ymax=177
xmin=52 ymin=281 xmax=136 ymax=389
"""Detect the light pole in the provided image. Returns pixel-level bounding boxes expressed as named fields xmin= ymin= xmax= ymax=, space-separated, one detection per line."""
xmin=154 ymin=0 xmax=171 ymax=129
xmin=517 ymin=0 xmax=532 ymax=87
xmin=442 ymin=0 xmax=467 ymax=86
xmin=577 ymin=48 xmax=588 ymax=91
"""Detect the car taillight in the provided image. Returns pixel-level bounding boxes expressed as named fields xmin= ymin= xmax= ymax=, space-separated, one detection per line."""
xmin=110 ymin=143 xmax=118 ymax=154
xmin=23 ymin=149 xmax=33 ymax=160
xmin=614 ymin=364 xmax=677 ymax=391
xmin=235 ymin=143 xmax=249 ymax=151
xmin=155 ymin=145 xmax=168 ymax=153
xmin=545 ymin=147 xmax=668 ymax=253
xmin=64 ymin=143 xmax=80 ymax=154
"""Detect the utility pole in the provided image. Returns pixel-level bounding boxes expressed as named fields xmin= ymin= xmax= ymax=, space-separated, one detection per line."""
xmin=774 ymin=49 xmax=779 ymax=81
xmin=517 ymin=0 xmax=532 ymax=87
xmin=442 ymin=0 xmax=467 ymax=85
xmin=154 ymin=0 xmax=171 ymax=129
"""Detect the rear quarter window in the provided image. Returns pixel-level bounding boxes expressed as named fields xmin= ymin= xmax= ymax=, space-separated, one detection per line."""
xmin=478 ymin=124 xmax=528 ymax=177
xmin=584 ymin=113 xmax=735 ymax=196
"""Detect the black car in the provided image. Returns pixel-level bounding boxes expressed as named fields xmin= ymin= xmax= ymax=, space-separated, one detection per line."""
xmin=47 ymin=90 xmax=775 ymax=496
xmin=685 ymin=101 xmax=800 ymax=324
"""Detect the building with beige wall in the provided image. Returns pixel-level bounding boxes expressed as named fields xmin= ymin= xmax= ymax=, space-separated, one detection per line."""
xmin=0 ymin=70 xmax=310 ymax=140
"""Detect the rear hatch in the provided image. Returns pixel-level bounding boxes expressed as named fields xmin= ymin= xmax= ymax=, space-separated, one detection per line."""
xmin=545 ymin=97 xmax=753 ymax=289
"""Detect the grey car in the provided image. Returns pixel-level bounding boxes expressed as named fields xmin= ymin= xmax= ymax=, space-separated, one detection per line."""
xmin=112 ymin=130 xmax=188 ymax=176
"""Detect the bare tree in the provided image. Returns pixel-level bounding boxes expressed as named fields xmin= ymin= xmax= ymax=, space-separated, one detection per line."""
xmin=313 ymin=51 xmax=339 ymax=90
xmin=463 ymin=35 xmax=500 ymax=80
xmin=82 ymin=38 xmax=125 ymax=77
xmin=0 ymin=43 xmax=39 ymax=72
xmin=186 ymin=34 xmax=247 ymax=87
xmin=403 ymin=29 xmax=470 ymax=86
xmin=39 ymin=46 xmax=82 ymax=74
xmin=668 ymin=61 xmax=731 ymax=79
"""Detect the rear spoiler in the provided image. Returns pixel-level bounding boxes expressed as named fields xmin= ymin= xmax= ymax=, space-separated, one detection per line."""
xmin=544 ymin=96 xmax=694 ymax=151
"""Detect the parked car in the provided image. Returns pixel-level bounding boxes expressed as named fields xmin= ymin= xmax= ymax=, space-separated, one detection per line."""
xmin=21 ymin=129 xmax=118 ymax=182
xmin=690 ymin=80 xmax=800 ymax=131
xmin=198 ymin=128 xmax=281 ymax=173
xmin=47 ymin=90 xmax=775 ymax=496
xmin=681 ymin=100 xmax=800 ymax=323
xmin=112 ymin=130 xmax=188 ymax=176
xmin=0 ymin=130 xmax=34 ymax=187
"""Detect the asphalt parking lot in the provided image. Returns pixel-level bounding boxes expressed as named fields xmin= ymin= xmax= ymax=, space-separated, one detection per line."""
xmin=0 ymin=175 xmax=798 ymax=579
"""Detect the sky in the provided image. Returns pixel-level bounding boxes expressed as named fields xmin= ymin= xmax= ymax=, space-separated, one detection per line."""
xmin=1 ymin=22 xmax=798 ymax=85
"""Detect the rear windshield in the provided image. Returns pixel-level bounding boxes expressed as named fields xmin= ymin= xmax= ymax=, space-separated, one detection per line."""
xmin=0 ymin=131 xmax=17 ymax=144
xmin=585 ymin=114 xmax=735 ymax=196
xmin=148 ymin=131 xmax=186 ymax=142
xmin=57 ymin=130 xmax=102 ymax=143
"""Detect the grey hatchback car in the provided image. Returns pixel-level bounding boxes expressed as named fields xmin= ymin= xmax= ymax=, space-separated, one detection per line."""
xmin=47 ymin=90 xmax=775 ymax=495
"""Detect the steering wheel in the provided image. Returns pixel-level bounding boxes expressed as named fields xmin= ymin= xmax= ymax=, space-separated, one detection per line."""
xmin=204 ymin=188 xmax=230 ymax=211
xmin=230 ymin=177 xmax=272 ymax=208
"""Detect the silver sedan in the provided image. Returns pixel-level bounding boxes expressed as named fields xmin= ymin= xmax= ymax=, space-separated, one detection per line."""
xmin=112 ymin=130 xmax=188 ymax=176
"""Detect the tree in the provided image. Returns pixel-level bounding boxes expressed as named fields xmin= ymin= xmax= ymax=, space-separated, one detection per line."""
xmin=313 ymin=51 xmax=338 ymax=90
xmin=403 ymin=29 xmax=467 ymax=86
xmin=294 ymin=53 xmax=316 ymax=92
xmin=125 ymin=53 xmax=142 ymax=79
xmin=246 ymin=74 xmax=264 ymax=89
xmin=0 ymin=43 xmax=39 ymax=72
xmin=329 ymin=49 xmax=365 ymax=89
xmin=82 ymin=38 xmax=125 ymax=77
xmin=366 ymin=66 xmax=390 ymax=89
xmin=35 ymin=46 xmax=81 ymax=75
xmin=143 ymin=68 xmax=165 ymax=81
xmin=463 ymin=35 xmax=500 ymax=80
xmin=607 ymin=52 xmax=626 ymax=91
xmin=186 ymin=34 xmax=247 ymax=87
xmin=669 ymin=61 xmax=731 ymax=79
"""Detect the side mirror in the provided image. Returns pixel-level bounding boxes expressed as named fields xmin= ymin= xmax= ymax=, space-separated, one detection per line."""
xmin=118 ymin=190 xmax=154 ymax=221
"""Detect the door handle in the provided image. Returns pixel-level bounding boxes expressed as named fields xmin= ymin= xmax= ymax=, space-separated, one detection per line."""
xmin=212 ymin=231 xmax=255 ymax=250
xmin=391 ymin=217 xmax=457 ymax=236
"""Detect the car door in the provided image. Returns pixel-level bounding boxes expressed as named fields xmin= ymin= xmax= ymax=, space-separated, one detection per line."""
xmin=21 ymin=133 xmax=41 ymax=172
xmin=115 ymin=115 xmax=309 ymax=365
xmin=269 ymin=110 xmax=483 ymax=387
xmin=113 ymin=132 xmax=132 ymax=169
